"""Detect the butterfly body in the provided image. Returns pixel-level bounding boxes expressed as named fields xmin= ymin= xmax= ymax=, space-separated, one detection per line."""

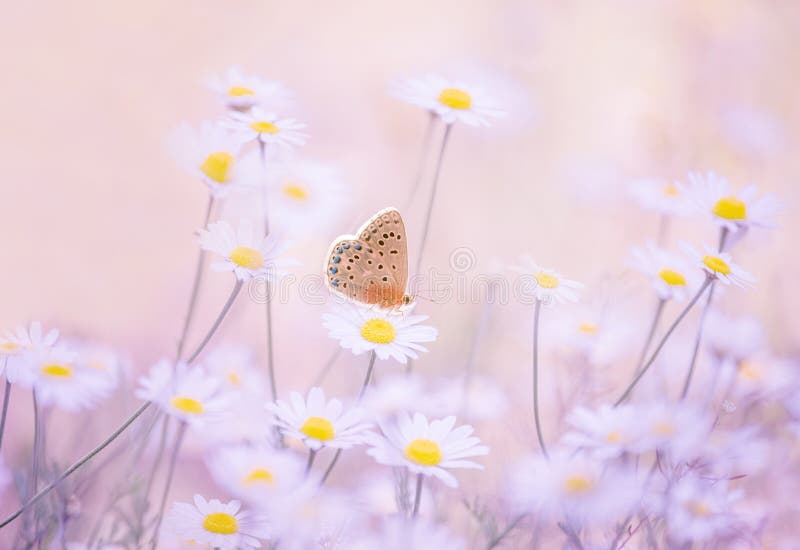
xmin=325 ymin=207 xmax=411 ymax=309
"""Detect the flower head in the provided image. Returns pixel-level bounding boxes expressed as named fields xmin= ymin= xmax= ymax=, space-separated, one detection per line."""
xmin=390 ymin=74 xmax=504 ymax=127
xmin=198 ymin=219 xmax=295 ymax=281
xmin=663 ymin=474 xmax=744 ymax=544
xmin=207 ymin=66 xmax=291 ymax=111
xmin=629 ymin=242 xmax=700 ymax=301
xmin=632 ymin=401 xmax=712 ymax=460
xmin=163 ymin=494 xmax=269 ymax=549
xmin=322 ymin=302 xmax=437 ymax=364
xmin=224 ymin=107 xmax=308 ymax=153
xmin=267 ymin=387 xmax=371 ymax=451
xmin=682 ymin=171 xmax=780 ymax=232
xmin=136 ymin=360 xmax=231 ymax=427
xmin=562 ymin=404 xmax=640 ymax=459
xmin=367 ymin=412 xmax=488 ymax=488
xmin=511 ymin=256 xmax=584 ymax=305
xmin=682 ymin=243 xmax=755 ymax=287
xmin=628 ymin=177 xmax=692 ymax=217
xmin=1 ymin=321 xmax=60 ymax=383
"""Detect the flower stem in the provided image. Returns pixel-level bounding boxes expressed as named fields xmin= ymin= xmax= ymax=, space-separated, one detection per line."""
xmin=305 ymin=449 xmax=317 ymax=476
xmin=176 ymin=195 xmax=215 ymax=361
xmin=614 ymin=277 xmax=713 ymax=406
xmin=319 ymin=351 xmax=376 ymax=486
xmin=414 ymin=122 xmax=453 ymax=276
xmin=531 ymin=300 xmax=549 ymax=459
xmin=0 ymin=402 xmax=152 ymax=530
xmin=486 ymin=513 xmax=526 ymax=550
xmin=632 ymin=298 xmax=665 ymax=376
xmin=150 ymin=422 xmax=186 ymax=548
xmin=0 ymin=375 xmax=10 ymax=454
xmin=311 ymin=348 xmax=341 ymax=387
xmin=185 ymin=280 xmax=243 ymax=364
xmin=403 ymin=111 xmax=437 ymax=210
xmin=411 ymin=473 xmax=424 ymax=518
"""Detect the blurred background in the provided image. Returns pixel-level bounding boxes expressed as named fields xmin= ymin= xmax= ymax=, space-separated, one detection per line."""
xmin=1 ymin=0 xmax=798 ymax=544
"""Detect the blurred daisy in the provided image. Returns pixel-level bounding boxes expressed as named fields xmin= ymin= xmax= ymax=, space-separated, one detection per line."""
xmin=548 ymin=303 xmax=635 ymax=365
xmin=206 ymin=444 xmax=305 ymax=503
xmin=366 ymin=412 xmax=488 ymax=488
xmin=390 ymin=74 xmax=504 ymax=127
xmin=204 ymin=343 xmax=266 ymax=395
xmin=725 ymin=354 xmax=797 ymax=402
xmin=632 ymin=402 xmax=711 ymax=461
xmin=360 ymin=372 xmax=429 ymax=421
xmin=198 ymin=219 xmax=295 ymax=281
xmin=682 ymin=171 xmax=780 ymax=232
xmin=68 ymin=341 xmax=122 ymax=396
xmin=428 ymin=375 xmax=509 ymax=421
xmin=225 ymin=107 xmax=308 ymax=152
xmin=562 ymin=404 xmax=639 ymax=459
xmin=682 ymin=243 xmax=755 ymax=287
xmin=511 ymin=256 xmax=584 ymax=305
xmin=207 ymin=66 xmax=291 ymax=111
xmin=350 ymin=516 xmax=466 ymax=550
xmin=136 ymin=360 xmax=230 ymax=427
xmin=628 ymin=178 xmax=691 ymax=217
xmin=163 ymin=494 xmax=269 ymax=549
xmin=6 ymin=321 xmax=59 ymax=351
xmin=704 ymin=311 xmax=765 ymax=361
xmin=322 ymin=302 xmax=437 ymax=364
xmin=263 ymin=159 xmax=347 ymax=233
xmin=508 ymin=451 xmax=641 ymax=526
xmin=266 ymin=387 xmax=370 ymax=451
xmin=169 ymin=121 xmax=248 ymax=197
xmin=20 ymin=347 xmax=113 ymax=411
xmin=663 ymin=475 xmax=744 ymax=544
xmin=629 ymin=242 xmax=700 ymax=301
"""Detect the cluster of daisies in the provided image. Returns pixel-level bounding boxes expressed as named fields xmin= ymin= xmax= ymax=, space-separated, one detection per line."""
xmin=0 ymin=64 xmax=795 ymax=550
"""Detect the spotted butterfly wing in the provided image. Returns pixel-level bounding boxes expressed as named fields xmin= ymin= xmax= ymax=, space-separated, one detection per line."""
xmin=325 ymin=208 xmax=409 ymax=308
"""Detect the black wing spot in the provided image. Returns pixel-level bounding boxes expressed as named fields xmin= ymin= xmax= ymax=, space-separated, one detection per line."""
xmin=378 ymin=239 xmax=385 ymax=246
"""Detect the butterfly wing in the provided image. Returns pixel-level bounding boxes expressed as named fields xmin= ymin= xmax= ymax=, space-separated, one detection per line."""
xmin=325 ymin=208 xmax=408 ymax=308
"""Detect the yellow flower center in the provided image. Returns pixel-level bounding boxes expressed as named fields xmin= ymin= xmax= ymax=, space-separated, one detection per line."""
xmin=712 ymin=196 xmax=746 ymax=221
xmin=283 ymin=183 xmax=309 ymax=201
xmin=534 ymin=272 xmax=559 ymax=289
xmin=170 ymin=396 xmax=204 ymax=415
xmin=244 ymin=467 xmax=274 ymax=484
xmin=578 ymin=323 xmax=598 ymax=334
xmin=199 ymin=151 xmax=235 ymax=183
xmin=606 ymin=431 xmax=622 ymax=443
xmin=563 ymin=475 xmax=594 ymax=494
xmin=687 ymin=500 xmax=712 ymax=517
xmin=228 ymin=86 xmax=255 ymax=97
xmin=662 ymin=183 xmax=680 ymax=196
xmin=438 ymin=88 xmax=472 ymax=110
xmin=230 ymin=246 xmax=265 ymax=269
xmin=0 ymin=342 xmax=20 ymax=354
xmin=249 ymin=120 xmax=280 ymax=134
xmin=227 ymin=371 xmax=241 ymax=386
xmin=41 ymin=364 xmax=72 ymax=377
xmin=738 ymin=361 xmax=763 ymax=381
xmin=653 ymin=421 xmax=675 ymax=436
xmin=300 ymin=416 xmax=335 ymax=441
xmin=404 ymin=438 xmax=443 ymax=466
xmin=702 ymin=255 xmax=731 ymax=275
xmin=659 ymin=269 xmax=686 ymax=286
xmin=202 ymin=512 xmax=238 ymax=535
xmin=360 ymin=318 xmax=396 ymax=344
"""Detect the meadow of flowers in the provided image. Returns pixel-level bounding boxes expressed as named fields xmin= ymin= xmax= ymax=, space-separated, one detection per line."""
xmin=1 ymin=3 xmax=799 ymax=549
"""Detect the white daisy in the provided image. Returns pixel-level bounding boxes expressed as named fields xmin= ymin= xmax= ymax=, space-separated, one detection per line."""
xmin=19 ymin=347 xmax=113 ymax=412
xmin=390 ymin=74 xmax=504 ymax=127
xmin=631 ymin=401 xmax=712 ymax=461
xmin=725 ymin=354 xmax=797 ymax=402
xmin=206 ymin=444 xmax=305 ymax=503
xmin=67 ymin=341 xmax=123 ymax=397
xmin=629 ymin=242 xmax=700 ymax=301
xmin=136 ymin=360 xmax=231 ymax=427
xmin=663 ymin=474 xmax=744 ymax=544
xmin=682 ymin=171 xmax=780 ymax=232
xmin=204 ymin=343 xmax=267 ymax=396
xmin=198 ymin=219 xmax=295 ymax=281
xmin=508 ymin=451 xmax=641 ymax=526
xmin=207 ymin=66 xmax=292 ymax=111
xmin=704 ymin=311 xmax=765 ymax=361
xmin=562 ymin=404 xmax=640 ymax=460
xmin=360 ymin=372 xmax=430 ymax=421
xmin=262 ymin=159 xmax=347 ymax=234
xmin=628 ymin=177 xmax=692 ymax=217
xmin=224 ymin=107 xmax=307 ymax=154
xmin=163 ymin=494 xmax=269 ymax=549
xmin=350 ymin=516 xmax=466 ymax=550
xmin=548 ymin=303 xmax=635 ymax=365
xmin=366 ymin=412 xmax=488 ymax=488
xmin=682 ymin=243 xmax=755 ymax=287
xmin=510 ymin=256 xmax=584 ymax=305
xmin=266 ymin=387 xmax=371 ymax=451
xmin=169 ymin=121 xmax=249 ymax=198
xmin=322 ymin=301 xmax=437 ymax=364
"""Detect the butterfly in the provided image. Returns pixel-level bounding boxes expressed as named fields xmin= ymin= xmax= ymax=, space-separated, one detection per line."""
xmin=324 ymin=207 xmax=412 ymax=309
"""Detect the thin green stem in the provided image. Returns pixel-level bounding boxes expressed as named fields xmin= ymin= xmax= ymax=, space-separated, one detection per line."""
xmin=403 ymin=111 xmax=437 ymax=210
xmin=411 ymin=473 xmax=424 ymax=518
xmin=531 ymin=300 xmax=549 ymax=459
xmin=150 ymin=422 xmax=186 ymax=548
xmin=414 ymin=123 xmax=453 ymax=276
xmin=186 ymin=280 xmax=243 ymax=364
xmin=176 ymin=195 xmax=215 ymax=361
xmin=614 ymin=277 xmax=713 ymax=406
xmin=0 ymin=402 xmax=152 ymax=530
